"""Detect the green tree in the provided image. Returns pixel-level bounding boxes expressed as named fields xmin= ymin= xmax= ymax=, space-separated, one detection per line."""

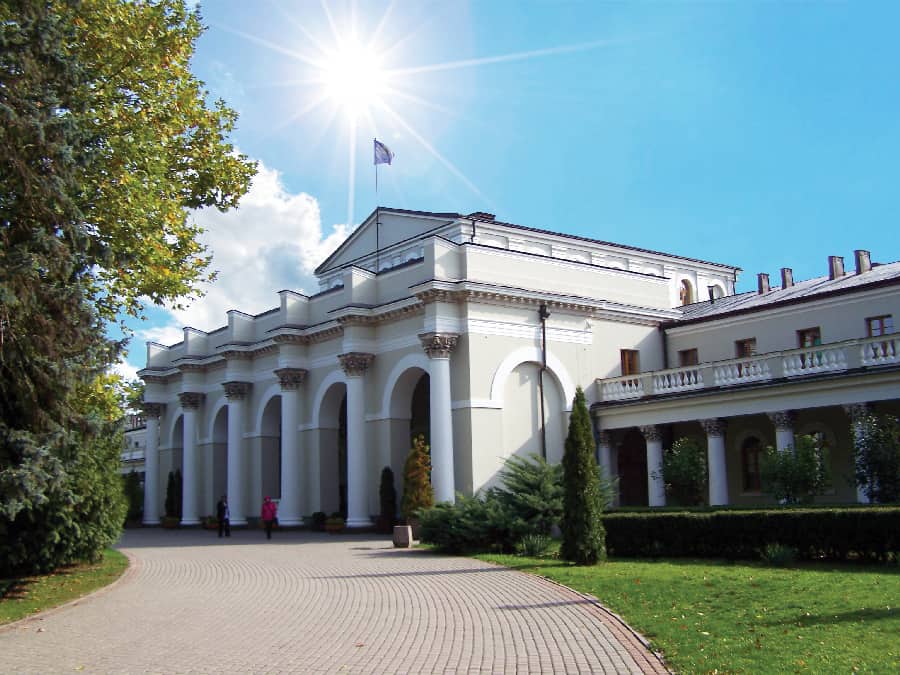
xmin=401 ymin=434 xmax=434 ymax=521
xmin=560 ymin=387 xmax=606 ymax=565
xmin=660 ymin=437 xmax=708 ymax=506
xmin=378 ymin=466 xmax=397 ymax=532
xmin=854 ymin=414 xmax=900 ymax=503
xmin=492 ymin=454 xmax=563 ymax=540
xmin=760 ymin=434 xmax=830 ymax=505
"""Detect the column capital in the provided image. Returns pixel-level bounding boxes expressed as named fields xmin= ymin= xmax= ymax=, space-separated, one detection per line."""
xmin=338 ymin=352 xmax=374 ymax=377
xmin=767 ymin=410 xmax=795 ymax=431
xmin=597 ymin=430 xmax=613 ymax=446
xmin=700 ymin=418 xmax=727 ymax=437
xmin=142 ymin=402 xmax=166 ymax=419
xmin=640 ymin=425 xmax=663 ymax=442
xmin=274 ymin=368 xmax=308 ymax=390
xmin=178 ymin=391 xmax=205 ymax=410
xmin=223 ymin=381 xmax=252 ymax=400
xmin=843 ymin=403 xmax=872 ymax=424
xmin=419 ymin=332 xmax=460 ymax=359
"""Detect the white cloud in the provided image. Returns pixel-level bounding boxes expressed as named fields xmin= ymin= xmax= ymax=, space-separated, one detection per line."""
xmin=158 ymin=161 xmax=351 ymax=334
xmin=110 ymin=356 xmax=140 ymax=383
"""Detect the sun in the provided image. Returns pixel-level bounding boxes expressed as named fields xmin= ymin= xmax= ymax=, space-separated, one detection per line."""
xmin=320 ymin=38 xmax=388 ymax=117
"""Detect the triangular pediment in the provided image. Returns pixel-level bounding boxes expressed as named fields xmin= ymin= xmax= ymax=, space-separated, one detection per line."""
xmin=315 ymin=207 xmax=461 ymax=275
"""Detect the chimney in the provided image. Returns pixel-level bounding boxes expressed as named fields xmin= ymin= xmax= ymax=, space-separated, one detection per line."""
xmin=780 ymin=268 xmax=794 ymax=288
xmin=707 ymin=285 xmax=716 ymax=303
xmin=828 ymin=255 xmax=845 ymax=280
xmin=854 ymin=250 xmax=871 ymax=275
xmin=757 ymin=272 xmax=770 ymax=295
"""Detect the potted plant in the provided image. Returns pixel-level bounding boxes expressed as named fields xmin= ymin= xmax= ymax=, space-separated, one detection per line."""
xmin=325 ymin=513 xmax=345 ymax=533
xmin=309 ymin=511 xmax=327 ymax=532
xmin=202 ymin=515 xmax=219 ymax=530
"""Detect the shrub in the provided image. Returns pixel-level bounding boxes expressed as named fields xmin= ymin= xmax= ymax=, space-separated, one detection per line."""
xmin=401 ymin=434 xmax=434 ymax=521
xmin=760 ymin=434 xmax=830 ymax=504
xmin=854 ymin=414 xmax=900 ymax=503
xmin=419 ymin=493 xmax=510 ymax=554
xmin=760 ymin=543 xmax=798 ymax=567
xmin=164 ymin=470 xmax=177 ymax=519
xmin=492 ymin=454 xmax=563 ymax=541
xmin=378 ymin=466 xmax=397 ymax=532
xmin=660 ymin=437 xmax=707 ymax=506
xmin=561 ymin=387 xmax=606 ymax=565
xmin=515 ymin=533 xmax=555 ymax=558
xmin=309 ymin=511 xmax=327 ymax=531
xmin=123 ymin=470 xmax=143 ymax=523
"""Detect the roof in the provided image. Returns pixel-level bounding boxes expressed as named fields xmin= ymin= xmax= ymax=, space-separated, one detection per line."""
xmin=671 ymin=259 xmax=900 ymax=326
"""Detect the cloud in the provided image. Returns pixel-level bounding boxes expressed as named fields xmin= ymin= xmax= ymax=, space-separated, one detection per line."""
xmin=160 ymin=160 xmax=351 ymax=333
xmin=110 ymin=356 xmax=140 ymax=383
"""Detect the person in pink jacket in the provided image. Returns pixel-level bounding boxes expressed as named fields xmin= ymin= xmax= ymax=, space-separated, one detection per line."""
xmin=261 ymin=496 xmax=278 ymax=540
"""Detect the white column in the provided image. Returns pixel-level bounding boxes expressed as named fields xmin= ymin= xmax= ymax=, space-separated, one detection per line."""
xmin=179 ymin=392 xmax=204 ymax=525
xmin=340 ymin=353 xmax=375 ymax=528
xmin=641 ymin=425 xmax=666 ymax=507
xmin=142 ymin=403 xmax=164 ymax=525
xmin=420 ymin=333 xmax=459 ymax=503
xmin=224 ymin=382 xmax=250 ymax=525
xmin=275 ymin=368 xmax=307 ymax=525
xmin=701 ymin=418 xmax=729 ymax=506
xmin=768 ymin=411 xmax=795 ymax=452
xmin=596 ymin=429 xmax=613 ymax=478
xmin=844 ymin=403 xmax=872 ymax=503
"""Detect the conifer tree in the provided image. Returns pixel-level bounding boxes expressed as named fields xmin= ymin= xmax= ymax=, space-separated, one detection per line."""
xmin=561 ymin=387 xmax=606 ymax=565
xmin=401 ymin=434 xmax=434 ymax=521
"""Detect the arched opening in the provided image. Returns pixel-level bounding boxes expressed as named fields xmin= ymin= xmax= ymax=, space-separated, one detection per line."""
xmin=260 ymin=396 xmax=282 ymax=502
xmin=679 ymin=279 xmax=694 ymax=305
xmin=386 ymin=368 xmax=430 ymax=509
xmin=211 ymin=407 xmax=228 ymax=513
xmin=318 ymin=382 xmax=347 ymax=517
xmin=501 ymin=361 xmax=565 ymax=466
xmin=741 ymin=436 xmax=762 ymax=493
xmin=617 ymin=428 xmax=649 ymax=506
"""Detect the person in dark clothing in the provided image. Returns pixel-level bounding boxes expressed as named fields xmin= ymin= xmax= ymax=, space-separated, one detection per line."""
xmin=261 ymin=496 xmax=277 ymax=540
xmin=216 ymin=495 xmax=231 ymax=538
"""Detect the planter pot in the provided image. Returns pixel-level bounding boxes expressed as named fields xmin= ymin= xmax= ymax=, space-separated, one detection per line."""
xmin=325 ymin=520 xmax=345 ymax=534
xmin=393 ymin=525 xmax=413 ymax=548
xmin=161 ymin=517 xmax=180 ymax=529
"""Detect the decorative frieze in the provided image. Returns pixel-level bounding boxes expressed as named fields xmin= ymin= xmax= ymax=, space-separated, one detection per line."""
xmin=141 ymin=372 xmax=171 ymax=384
xmin=178 ymin=392 xmax=205 ymax=410
xmin=767 ymin=411 xmax=796 ymax=431
xmin=178 ymin=363 xmax=207 ymax=374
xmin=223 ymin=381 xmax=252 ymax=400
xmin=251 ymin=344 xmax=278 ymax=358
xmin=308 ymin=326 xmax=344 ymax=344
xmin=338 ymin=352 xmax=375 ymax=377
xmin=700 ymin=418 xmax=727 ymax=437
xmin=273 ymin=334 xmax=308 ymax=345
xmin=416 ymin=289 xmax=460 ymax=305
xmin=220 ymin=349 xmax=252 ymax=360
xmin=275 ymin=368 xmax=308 ymax=390
xmin=639 ymin=425 xmax=663 ymax=442
xmin=419 ymin=332 xmax=460 ymax=359
xmin=141 ymin=402 xmax=165 ymax=419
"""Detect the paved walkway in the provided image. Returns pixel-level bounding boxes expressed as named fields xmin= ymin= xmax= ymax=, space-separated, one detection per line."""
xmin=0 ymin=529 xmax=667 ymax=674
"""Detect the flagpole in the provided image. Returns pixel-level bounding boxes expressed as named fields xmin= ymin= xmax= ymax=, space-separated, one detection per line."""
xmin=374 ymin=139 xmax=379 ymax=272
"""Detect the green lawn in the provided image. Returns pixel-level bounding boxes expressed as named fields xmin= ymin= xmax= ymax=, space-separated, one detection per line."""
xmin=477 ymin=554 xmax=899 ymax=674
xmin=0 ymin=549 xmax=128 ymax=626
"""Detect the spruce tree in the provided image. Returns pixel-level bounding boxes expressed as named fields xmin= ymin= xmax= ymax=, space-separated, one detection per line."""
xmin=401 ymin=434 xmax=434 ymax=521
xmin=561 ymin=387 xmax=606 ymax=565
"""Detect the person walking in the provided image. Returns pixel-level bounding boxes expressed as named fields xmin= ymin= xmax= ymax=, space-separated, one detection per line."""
xmin=216 ymin=495 xmax=230 ymax=538
xmin=261 ymin=496 xmax=277 ymax=540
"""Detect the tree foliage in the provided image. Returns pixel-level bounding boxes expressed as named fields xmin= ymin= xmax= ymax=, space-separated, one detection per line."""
xmin=378 ymin=465 xmax=397 ymax=532
xmin=660 ymin=437 xmax=708 ymax=506
xmin=853 ymin=414 xmax=900 ymax=503
xmin=760 ymin=435 xmax=830 ymax=505
xmin=560 ymin=387 xmax=606 ymax=565
xmin=492 ymin=453 xmax=563 ymax=540
xmin=401 ymin=434 xmax=434 ymax=521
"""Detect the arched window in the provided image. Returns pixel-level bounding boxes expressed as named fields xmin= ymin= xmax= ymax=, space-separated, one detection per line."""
xmin=679 ymin=279 xmax=694 ymax=306
xmin=741 ymin=436 xmax=762 ymax=492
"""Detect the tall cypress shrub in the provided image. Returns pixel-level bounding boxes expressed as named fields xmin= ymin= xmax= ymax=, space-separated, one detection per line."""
xmin=401 ymin=434 xmax=434 ymax=521
xmin=561 ymin=387 xmax=606 ymax=565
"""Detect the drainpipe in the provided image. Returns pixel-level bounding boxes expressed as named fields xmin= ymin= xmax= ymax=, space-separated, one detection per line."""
xmin=539 ymin=304 xmax=551 ymax=459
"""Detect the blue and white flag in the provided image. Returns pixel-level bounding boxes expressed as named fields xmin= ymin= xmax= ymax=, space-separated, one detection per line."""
xmin=374 ymin=138 xmax=394 ymax=165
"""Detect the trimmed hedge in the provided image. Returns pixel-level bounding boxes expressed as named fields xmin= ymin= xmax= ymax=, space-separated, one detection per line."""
xmin=603 ymin=507 xmax=900 ymax=561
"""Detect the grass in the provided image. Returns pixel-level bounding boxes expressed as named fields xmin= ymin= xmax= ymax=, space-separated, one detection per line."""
xmin=476 ymin=553 xmax=899 ymax=674
xmin=0 ymin=549 xmax=128 ymax=626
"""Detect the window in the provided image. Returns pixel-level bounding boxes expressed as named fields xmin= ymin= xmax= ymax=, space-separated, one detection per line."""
xmin=797 ymin=327 xmax=822 ymax=348
xmin=678 ymin=348 xmax=699 ymax=367
xmin=620 ymin=349 xmax=640 ymax=376
xmin=741 ymin=436 xmax=762 ymax=492
xmin=679 ymin=279 xmax=694 ymax=306
xmin=735 ymin=338 xmax=757 ymax=358
xmin=866 ymin=315 xmax=894 ymax=337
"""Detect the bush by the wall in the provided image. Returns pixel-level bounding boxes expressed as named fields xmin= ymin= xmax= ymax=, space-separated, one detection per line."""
xmin=660 ymin=437 xmax=707 ymax=506
xmin=603 ymin=507 xmax=900 ymax=561
xmin=854 ymin=413 xmax=900 ymax=503
xmin=760 ymin=434 xmax=830 ymax=504
xmin=418 ymin=493 xmax=511 ymax=554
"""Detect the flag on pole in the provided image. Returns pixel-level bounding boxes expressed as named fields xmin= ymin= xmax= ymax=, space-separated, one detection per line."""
xmin=373 ymin=138 xmax=394 ymax=165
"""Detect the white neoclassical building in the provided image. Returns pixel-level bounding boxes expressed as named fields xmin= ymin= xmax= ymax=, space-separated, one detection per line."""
xmin=138 ymin=208 xmax=899 ymax=526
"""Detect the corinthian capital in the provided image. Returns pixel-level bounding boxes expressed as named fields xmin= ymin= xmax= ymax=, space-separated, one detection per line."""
xmin=419 ymin=332 xmax=460 ymax=359
xmin=142 ymin=402 xmax=165 ymax=419
xmin=700 ymin=418 xmax=727 ymax=437
xmin=223 ymin=381 xmax=252 ymax=400
xmin=178 ymin=392 xmax=205 ymax=410
xmin=338 ymin=352 xmax=374 ymax=377
xmin=640 ymin=425 xmax=663 ymax=442
xmin=274 ymin=368 xmax=308 ymax=391
xmin=767 ymin=410 xmax=795 ymax=431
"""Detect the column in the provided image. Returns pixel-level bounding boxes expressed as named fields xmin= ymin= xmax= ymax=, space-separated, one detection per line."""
xmin=596 ymin=430 xmax=613 ymax=478
xmin=641 ymin=425 xmax=666 ymax=507
xmin=275 ymin=368 xmax=307 ymax=525
xmin=142 ymin=403 xmax=164 ymax=525
xmin=420 ymin=332 xmax=460 ymax=503
xmin=339 ymin=352 xmax=375 ymax=528
xmin=701 ymin=418 xmax=729 ymax=506
xmin=179 ymin=392 xmax=204 ymax=525
xmin=844 ymin=403 xmax=871 ymax=503
xmin=768 ymin=411 xmax=795 ymax=452
xmin=224 ymin=382 xmax=250 ymax=525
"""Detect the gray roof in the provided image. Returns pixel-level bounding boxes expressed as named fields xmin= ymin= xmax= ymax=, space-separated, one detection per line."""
xmin=672 ymin=259 xmax=900 ymax=325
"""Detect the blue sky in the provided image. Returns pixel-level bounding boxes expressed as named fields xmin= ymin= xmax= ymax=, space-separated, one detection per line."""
xmin=116 ymin=0 xmax=900 ymax=378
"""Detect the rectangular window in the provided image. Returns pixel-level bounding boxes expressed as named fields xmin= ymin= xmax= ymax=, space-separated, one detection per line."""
xmin=620 ymin=349 xmax=640 ymax=376
xmin=866 ymin=315 xmax=894 ymax=337
xmin=735 ymin=338 xmax=757 ymax=358
xmin=797 ymin=327 xmax=822 ymax=348
xmin=678 ymin=348 xmax=699 ymax=367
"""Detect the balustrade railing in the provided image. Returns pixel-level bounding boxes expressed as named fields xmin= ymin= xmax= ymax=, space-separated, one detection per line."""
xmin=860 ymin=334 xmax=898 ymax=366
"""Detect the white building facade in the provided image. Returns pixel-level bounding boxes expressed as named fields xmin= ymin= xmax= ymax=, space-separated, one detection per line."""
xmin=138 ymin=208 xmax=899 ymax=525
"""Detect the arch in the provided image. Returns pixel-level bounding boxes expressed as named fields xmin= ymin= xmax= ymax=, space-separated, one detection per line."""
xmin=164 ymin=411 xmax=184 ymax=449
xmin=252 ymin=382 xmax=283 ymax=435
xmin=679 ymin=278 xmax=694 ymax=305
xmin=205 ymin=395 xmax=228 ymax=441
xmin=488 ymin=345 xmax=576 ymax=411
xmin=310 ymin=370 xmax=347 ymax=429
xmin=708 ymin=283 xmax=725 ymax=300
xmin=740 ymin=435 xmax=763 ymax=493
xmin=378 ymin=352 xmax=431 ymax=420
